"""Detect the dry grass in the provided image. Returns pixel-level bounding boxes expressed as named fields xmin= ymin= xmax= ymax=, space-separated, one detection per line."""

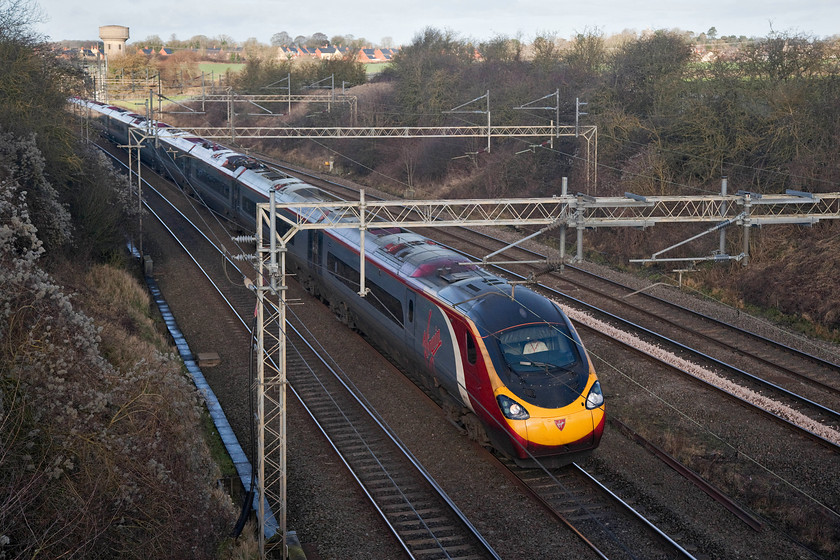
xmin=218 ymin=520 xmax=260 ymax=560
xmin=1 ymin=253 xmax=237 ymax=558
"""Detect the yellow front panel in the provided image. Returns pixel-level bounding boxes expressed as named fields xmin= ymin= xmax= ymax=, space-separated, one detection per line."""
xmin=525 ymin=406 xmax=597 ymax=446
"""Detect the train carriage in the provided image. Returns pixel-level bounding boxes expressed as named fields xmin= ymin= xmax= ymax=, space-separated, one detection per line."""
xmin=76 ymin=97 xmax=605 ymax=467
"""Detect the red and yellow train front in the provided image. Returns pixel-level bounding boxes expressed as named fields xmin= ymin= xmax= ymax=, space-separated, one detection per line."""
xmin=493 ymin=373 xmax=605 ymax=460
xmin=474 ymin=315 xmax=605 ymax=465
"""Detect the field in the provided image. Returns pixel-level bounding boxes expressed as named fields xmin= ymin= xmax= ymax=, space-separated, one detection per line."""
xmin=197 ymin=62 xmax=246 ymax=76
xmin=364 ymin=62 xmax=391 ymax=76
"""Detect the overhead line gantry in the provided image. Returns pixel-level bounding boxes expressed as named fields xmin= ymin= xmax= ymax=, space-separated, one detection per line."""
xmin=251 ymin=182 xmax=840 ymax=558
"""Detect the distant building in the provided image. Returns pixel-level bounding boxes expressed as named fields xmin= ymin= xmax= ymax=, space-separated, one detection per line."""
xmin=356 ymin=47 xmax=379 ymax=62
xmin=315 ymin=45 xmax=340 ymax=59
xmin=276 ymin=44 xmax=399 ymax=63
xmin=99 ymin=25 xmax=129 ymax=58
xmin=356 ymin=47 xmax=399 ymax=63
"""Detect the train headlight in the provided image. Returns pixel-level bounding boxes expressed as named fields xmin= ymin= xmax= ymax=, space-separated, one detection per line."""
xmin=497 ymin=395 xmax=530 ymax=420
xmin=585 ymin=381 xmax=604 ymax=410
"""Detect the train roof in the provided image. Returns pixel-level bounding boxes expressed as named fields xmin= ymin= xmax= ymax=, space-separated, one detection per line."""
xmin=74 ymin=97 xmax=532 ymax=313
xmin=74 ymin=98 xmax=306 ymax=197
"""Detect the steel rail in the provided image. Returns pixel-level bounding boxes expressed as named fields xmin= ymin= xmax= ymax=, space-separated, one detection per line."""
xmin=572 ymin=462 xmax=698 ymax=558
xmin=255 ymin=157 xmax=840 ymax=428
xmin=101 ymin=145 xmax=501 ymax=559
xmin=608 ymin=418 xmax=765 ymax=532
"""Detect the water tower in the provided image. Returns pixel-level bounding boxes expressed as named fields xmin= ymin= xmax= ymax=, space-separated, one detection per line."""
xmin=99 ymin=25 xmax=129 ymax=57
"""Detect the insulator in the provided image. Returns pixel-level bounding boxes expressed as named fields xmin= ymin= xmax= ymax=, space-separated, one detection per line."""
xmin=232 ymin=235 xmax=256 ymax=243
xmin=544 ymin=219 xmax=565 ymax=232
xmin=232 ymin=253 xmax=257 ymax=262
xmin=546 ymin=257 xmax=563 ymax=269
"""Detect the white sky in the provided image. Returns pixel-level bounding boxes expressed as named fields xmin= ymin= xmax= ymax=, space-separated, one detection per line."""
xmin=30 ymin=0 xmax=838 ymax=45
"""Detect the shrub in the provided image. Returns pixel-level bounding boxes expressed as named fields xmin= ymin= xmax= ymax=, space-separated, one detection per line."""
xmin=0 ymin=132 xmax=235 ymax=559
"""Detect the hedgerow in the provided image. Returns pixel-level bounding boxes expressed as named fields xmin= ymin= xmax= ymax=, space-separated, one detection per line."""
xmin=0 ymin=129 xmax=235 ymax=558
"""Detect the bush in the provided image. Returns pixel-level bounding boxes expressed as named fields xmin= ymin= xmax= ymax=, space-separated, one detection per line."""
xmin=0 ymin=131 xmax=235 ymax=559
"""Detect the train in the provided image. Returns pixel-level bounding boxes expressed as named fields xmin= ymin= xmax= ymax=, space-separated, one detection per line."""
xmin=75 ymin=97 xmax=605 ymax=468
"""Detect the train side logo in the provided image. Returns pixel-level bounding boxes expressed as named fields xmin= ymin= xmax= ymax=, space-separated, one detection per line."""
xmin=555 ymin=418 xmax=566 ymax=431
xmin=422 ymin=310 xmax=442 ymax=371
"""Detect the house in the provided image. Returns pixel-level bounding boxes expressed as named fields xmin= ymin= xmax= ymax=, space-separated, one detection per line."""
xmin=315 ymin=45 xmax=340 ymax=59
xmin=356 ymin=47 xmax=380 ymax=63
xmin=356 ymin=47 xmax=399 ymax=63
xmin=205 ymin=47 xmax=224 ymax=60
xmin=379 ymin=47 xmax=398 ymax=60
xmin=277 ymin=45 xmax=301 ymax=59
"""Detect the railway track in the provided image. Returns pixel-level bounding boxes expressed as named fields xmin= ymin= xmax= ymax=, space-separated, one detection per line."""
xmin=499 ymin=457 xmax=697 ymax=560
xmin=102 ymin=146 xmax=502 ymax=559
xmin=260 ymin=157 xmax=840 ymax=444
xmin=282 ymin=312 xmax=500 ymax=559
xmin=100 ymin=142 xmax=722 ymax=558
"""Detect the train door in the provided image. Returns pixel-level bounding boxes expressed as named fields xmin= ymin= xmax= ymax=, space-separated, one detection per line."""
xmin=175 ymin=154 xmax=190 ymax=189
xmin=405 ymin=292 xmax=416 ymax=343
xmin=308 ymin=231 xmax=323 ymax=274
xmin=461 ymin=326 xmax=481 ymax=398
xmin=231 ymin=184 xmax=240 ymax=216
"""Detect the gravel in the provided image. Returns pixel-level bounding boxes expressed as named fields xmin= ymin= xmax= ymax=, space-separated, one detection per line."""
xmin=142 ymin=180 xmax=839 ymax=559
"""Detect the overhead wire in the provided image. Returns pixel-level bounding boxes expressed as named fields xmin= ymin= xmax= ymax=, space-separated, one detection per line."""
xmin=151 ymin=137 xmax=261 ymax=285
xmin=249 ymin=134 xmax=839 ymax=523
xmin=96 ymin=92 xmax=839 ymax=550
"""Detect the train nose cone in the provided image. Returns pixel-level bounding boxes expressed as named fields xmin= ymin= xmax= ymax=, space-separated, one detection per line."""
xmin=524 ymin=408 xmax=597 ymax=455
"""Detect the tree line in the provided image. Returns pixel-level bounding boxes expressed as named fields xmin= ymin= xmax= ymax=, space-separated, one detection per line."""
xmin=212 ymin=26 xmax=839 ymax=331
xmin=130 ymin=30 xmax=391 ymax=52
xmin=220 ymin=25 xmax=840 ymax=198
xmin=0 ymin=1 xmax=239 ymax=556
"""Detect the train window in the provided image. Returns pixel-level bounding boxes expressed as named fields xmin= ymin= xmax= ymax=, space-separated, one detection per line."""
xmin=466 ymin=331 xmax=477 ymax=364
xmin=241 ymin=196 xmax=257 ymax=217
xmin=497 ymin=325 xmax=576 ymax=372
xmin=367 ymin=281 xmax=404 ymax=327
xmin=327 ymin=252 xmax=360 ymax=290
xmin=407 ymin=300 xmax=413 ymax=323
xmin=195 ymin=167 xmax=230 ymax=197
xmin=327 ymin=252 xmax=403 ymax=327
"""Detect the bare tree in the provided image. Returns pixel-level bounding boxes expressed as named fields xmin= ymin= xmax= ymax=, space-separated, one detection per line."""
xmin=142 ymin=34 xmax=163 ymax=49
xmin=0 ymin=0 xmax=43 ymax=41
xmin=531 ymin=33 xmax=560 ymax=68
xmin=740 ymin=32 xmax=827 ymax=81
xmin=402 ymin=141 xmax=418 ymax=191
xmin=187 ymin=34 xmax=210 ymax=50
xmin=214 ymin=34 xmax=235 ymax=48
xmin=564 ymin=28 xmax=605 ymax=75
xmin=307 ymin=32 xmax=329 ymax=48
xmin=479 ymin=33 xmax=523 ymax=63
xmin=271 ymin=31 xmax=292 ymax=46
